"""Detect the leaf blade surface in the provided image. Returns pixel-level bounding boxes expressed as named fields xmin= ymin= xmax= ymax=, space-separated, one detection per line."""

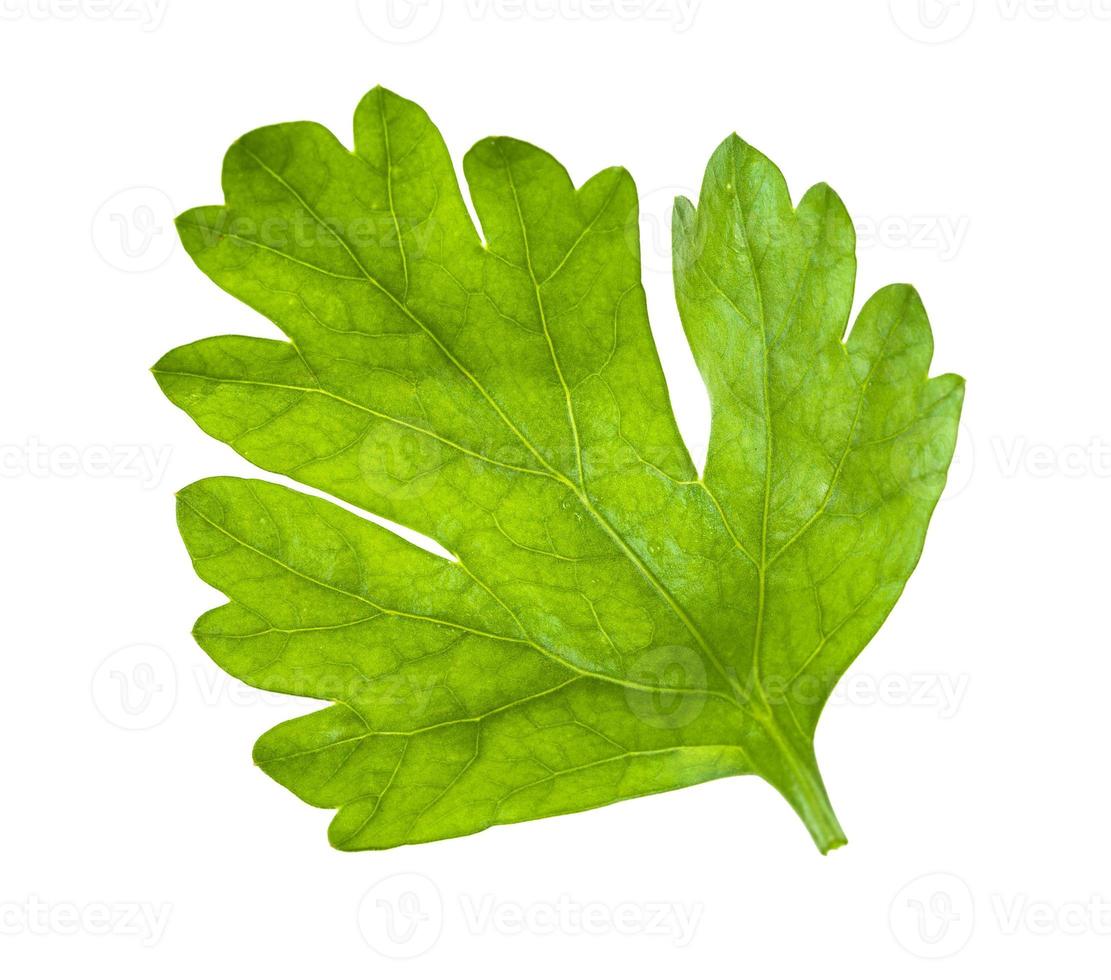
xmin=156 ymin=88 xmax=963 ymax=851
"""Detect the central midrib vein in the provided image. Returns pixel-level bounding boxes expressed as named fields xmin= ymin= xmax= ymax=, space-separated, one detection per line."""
xmin=497 ymin=147 xmax=748 ymax=706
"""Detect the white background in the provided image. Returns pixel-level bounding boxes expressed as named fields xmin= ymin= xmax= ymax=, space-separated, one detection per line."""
xmin=2 ymin=0 xmax=1108 ymax=975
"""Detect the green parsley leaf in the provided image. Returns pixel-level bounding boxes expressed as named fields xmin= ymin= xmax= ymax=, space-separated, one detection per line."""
xmin=155 ymin=87 xmax=963 ymax=852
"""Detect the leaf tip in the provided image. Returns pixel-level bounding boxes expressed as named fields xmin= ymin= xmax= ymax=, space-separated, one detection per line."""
xmin=358 ymin=82 xmax=400 ymax=110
